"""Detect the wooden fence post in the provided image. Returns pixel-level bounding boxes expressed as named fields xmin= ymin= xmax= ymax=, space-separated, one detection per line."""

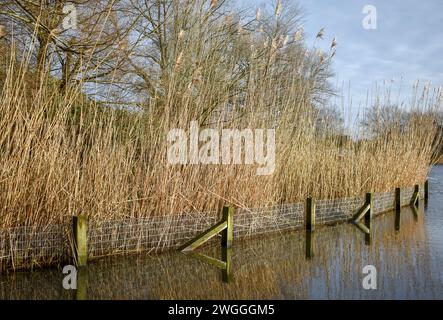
xmin=364 ymin=193 xmax=373 ymax=245
xmin=305 ymin=198 xmax=316 ymax=258
xmin=73 ymin=215 xmax=88 ymax=267
xmin=414 ymin=185 xmax=420 ymax=207
xmin=395 ymin=188 xmax=401 ymax=231
xmin=181 ymin=206 xmax=233 ymax=252
xmin=306 ymin=198 xmax=316 ymax=232
xmin=424 ymin=180 xmax=429 ymax=204
xmin=221 ymin=206 xmax=233 ymax=248
xmin=181 ymin=206 xmax=234 ymax=284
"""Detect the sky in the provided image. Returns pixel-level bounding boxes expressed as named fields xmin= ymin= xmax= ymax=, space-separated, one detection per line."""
xmin=245 ymin=0 xmax=443 ymax=126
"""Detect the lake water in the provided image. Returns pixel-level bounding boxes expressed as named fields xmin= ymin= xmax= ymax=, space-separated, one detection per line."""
xmin=1 ymin=166 xmax=443 ymax=300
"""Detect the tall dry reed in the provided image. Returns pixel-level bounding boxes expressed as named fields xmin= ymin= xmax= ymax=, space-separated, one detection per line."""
xmin=0 ymin=5 xmax=441 ymax=231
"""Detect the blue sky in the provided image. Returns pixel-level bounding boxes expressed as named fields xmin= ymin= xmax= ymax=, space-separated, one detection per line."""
xmin=244 ymin=0 xmax=443 ymax=125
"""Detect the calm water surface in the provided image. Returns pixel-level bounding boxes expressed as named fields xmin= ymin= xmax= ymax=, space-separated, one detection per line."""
xmin=1 ymin=166 xmax=443 ymax=299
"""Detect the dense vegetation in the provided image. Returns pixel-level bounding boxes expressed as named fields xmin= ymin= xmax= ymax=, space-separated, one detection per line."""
xmin=0 ymin=0 xmax=441 ymax=229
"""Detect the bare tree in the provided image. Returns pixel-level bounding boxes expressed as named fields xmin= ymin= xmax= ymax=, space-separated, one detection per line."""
xmin=0 ymin=0 xmax=134 ymax=95
xmin=0 ymin=0 xmax=334 ymax=115
xmin=362 ymin=104 xmax=410 ymax=136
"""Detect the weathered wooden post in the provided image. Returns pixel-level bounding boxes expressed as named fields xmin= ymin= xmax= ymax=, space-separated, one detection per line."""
xmin=180 ymin=206 xmax=234 ymax=284
xmin=306 ymin=198 xmax=316 ymax=232
xmin=73 ymin=215 xmax=88 ymax=267
xmin=221 ymin=206 xmax=233 ymax=248
xmin=424 ymin=180 xmax=429 ymax=204
xmin=395 ymin=188 xmax=401 ymax=231
xmin=364 ymin=193 xmax=373 ymax=245
xmin=305 ymin=198 xmax=316 ymax=258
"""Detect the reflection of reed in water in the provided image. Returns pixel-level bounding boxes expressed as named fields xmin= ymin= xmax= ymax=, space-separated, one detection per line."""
xmin=0 ymin=205 xmax=437 ymax=299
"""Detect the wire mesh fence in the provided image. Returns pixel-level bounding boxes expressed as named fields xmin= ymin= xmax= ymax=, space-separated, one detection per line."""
xmin=0 ymin=185 xmax=425 ymax=270
xmin=316 ymin=196 xmax=365 ymax=225
xmin=0 ymin=223 xmax=71 ymax=269
xmin=87 ymin=211 xmax=220 ymax=258
xmin=0 ymin=232 xmax=7 ymax=261
xmin=234 ymin=203 xmax=305 ymax=238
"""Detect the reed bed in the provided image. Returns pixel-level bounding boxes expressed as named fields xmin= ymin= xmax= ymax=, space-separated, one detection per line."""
xmin=0 ymin=1 xmax=442 ymax=270
xmin=0 ymin=54 xmax=440 ymax=229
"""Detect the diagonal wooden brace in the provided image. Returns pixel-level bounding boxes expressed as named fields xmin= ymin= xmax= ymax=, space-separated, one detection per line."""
xmin=350 ymin=193 xmax=373 ymax=244
xmin=411 ymin=185 xmax=419 ymax=207
xmin=180 ymin=220 xmax=227 ymax=252
xmin=351 ymin=203 xmax=370 ymax=223
xmin=180 ymin=206 xmax=233 ymax=252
